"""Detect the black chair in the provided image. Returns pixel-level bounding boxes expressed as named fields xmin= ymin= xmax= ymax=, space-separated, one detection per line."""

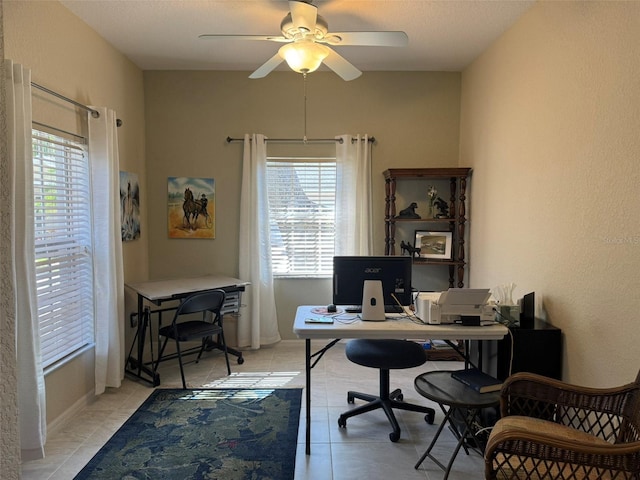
xmin=338 ymin=339 xmax=435 ymax=441
xmin=156 ymin=289 xmax=231 ymax=389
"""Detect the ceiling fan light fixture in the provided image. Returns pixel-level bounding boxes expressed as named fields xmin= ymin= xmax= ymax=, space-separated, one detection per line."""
xmin=279 ymin=40 xmax=329 ymax=74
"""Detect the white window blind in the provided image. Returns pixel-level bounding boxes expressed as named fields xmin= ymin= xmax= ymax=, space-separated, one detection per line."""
xmin=266 ymin=157 xmax=336 ymax=277
xmin=32 ymin=129 xmax=95 ymax=368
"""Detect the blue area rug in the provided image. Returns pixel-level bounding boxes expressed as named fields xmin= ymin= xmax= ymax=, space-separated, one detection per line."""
xmin=74 ymin=388 xmax=302 ymax=479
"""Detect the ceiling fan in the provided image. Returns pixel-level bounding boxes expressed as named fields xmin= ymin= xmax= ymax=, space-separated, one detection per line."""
xmin=199 ymin=0 xmax=408 ymax=81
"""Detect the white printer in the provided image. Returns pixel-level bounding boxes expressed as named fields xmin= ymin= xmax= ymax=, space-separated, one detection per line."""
xmin=414 ymin=288 xmax=496 ymax=324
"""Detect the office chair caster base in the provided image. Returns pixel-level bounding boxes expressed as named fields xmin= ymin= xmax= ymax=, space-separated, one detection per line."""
xmin=237 ymin=355 xmax=244 ymax=365
xmin=338 ymin=414 xmax=400 ymax=443
xmin=391 ymin=389 xmax=404 ymax=401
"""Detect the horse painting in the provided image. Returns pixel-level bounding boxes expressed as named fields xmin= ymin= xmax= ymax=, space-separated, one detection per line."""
xmin=182 ymin=188 xmax=213 ymax=229
xmin=169 ymin=177 xmax=215 ymax=239
xmin=182 ymin=188 xmax=199 ymax=228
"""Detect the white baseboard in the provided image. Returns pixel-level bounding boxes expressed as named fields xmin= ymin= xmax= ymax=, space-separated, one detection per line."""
xmin=46 ymin=389 xmax=95 ymax=438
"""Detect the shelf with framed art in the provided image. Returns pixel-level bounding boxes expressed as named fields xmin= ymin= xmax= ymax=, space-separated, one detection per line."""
xmin=383 ymin=168 xmax=472 ymax=289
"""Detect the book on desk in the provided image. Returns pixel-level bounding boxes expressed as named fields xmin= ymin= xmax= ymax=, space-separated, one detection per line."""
xmin=451 ymin=368 xmax=502 ymax=393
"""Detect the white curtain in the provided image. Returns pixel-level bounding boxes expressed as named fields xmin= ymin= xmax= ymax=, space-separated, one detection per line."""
xmin=335 ymin=134 xmax=373 ymax=255
xmin=88 ymin=108 xmax=125 ymax=395
xmin=238 ymin=134 xmax=281 ymax=349
xmin=4 ymin=60 xmax=47 ymax=460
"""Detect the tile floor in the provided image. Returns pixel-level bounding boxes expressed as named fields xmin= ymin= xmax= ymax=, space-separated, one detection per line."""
xmin=21 ymin=340 xmax=487 ymax=479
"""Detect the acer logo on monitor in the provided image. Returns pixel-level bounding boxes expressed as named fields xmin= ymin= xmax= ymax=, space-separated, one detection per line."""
xmin=364 ymin=268 xmax=382 ymax=274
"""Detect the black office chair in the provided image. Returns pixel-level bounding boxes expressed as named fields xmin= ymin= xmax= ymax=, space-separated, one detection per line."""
xmin=338 ymin=339 xmax=435 ymax=441
xmin=156 ymin=289 xmax=231 ymax=389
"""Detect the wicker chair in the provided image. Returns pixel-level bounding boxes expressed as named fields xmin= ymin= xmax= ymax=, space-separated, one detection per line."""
xmin=484 ymin=370 xmax=640 ymax=480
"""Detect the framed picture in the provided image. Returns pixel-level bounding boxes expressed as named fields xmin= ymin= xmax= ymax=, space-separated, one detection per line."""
xmin=168 ymin=176 xmax=215 ymax=239
xmin=119 ymin=171 xmax=141 ymax=242
xmin=414 ymin=230 xmax=453 ymax=260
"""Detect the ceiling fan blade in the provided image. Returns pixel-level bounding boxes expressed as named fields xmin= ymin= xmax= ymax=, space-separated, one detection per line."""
xmin=289 ymin=0 xmax=317 ymax=33
xmin=199 ymin=34 xmax=291 ymax=43
xmin=323 ymin=31 xmax=408 ymax=47
xmin=249 ymin=53 xmax=284 ymax=79
xmin=323 ymin=48 xmax=362 ymax=81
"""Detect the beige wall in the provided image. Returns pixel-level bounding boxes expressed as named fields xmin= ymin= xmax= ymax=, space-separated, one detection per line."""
xmin=143 ymin=70 xmax=461 ymax=338
xmin=0 ymin=1 xmax=22 ymax=477
xmin=3 ymin=0 xmax=148 ymax=426
xmin=460 ymin=0 xmax=640 ymax=386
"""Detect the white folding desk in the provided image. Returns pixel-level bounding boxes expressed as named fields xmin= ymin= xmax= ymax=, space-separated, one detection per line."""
xmin=125 ymin=274 xmax=249 ymax=386
xmin=292 ymin=305 xmax=509 ymax=454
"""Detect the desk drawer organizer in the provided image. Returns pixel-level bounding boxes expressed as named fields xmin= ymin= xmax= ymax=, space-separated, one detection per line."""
xmin=221 ymin=290 xmax=241 ymax=315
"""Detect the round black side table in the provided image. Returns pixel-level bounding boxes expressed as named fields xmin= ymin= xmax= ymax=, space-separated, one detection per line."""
xmin=414 ymin=370 xmax=500 ymax=480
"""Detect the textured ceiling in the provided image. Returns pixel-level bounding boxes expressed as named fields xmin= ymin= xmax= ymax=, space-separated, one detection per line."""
xmin=60 ymin=0 xmax=535 ymax=73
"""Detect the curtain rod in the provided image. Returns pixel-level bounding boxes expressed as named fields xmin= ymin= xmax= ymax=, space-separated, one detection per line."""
xmin=226 ymin=136 xmax=375 ymax=144
xmin=31 ymin=81 xmax=123 ymax=127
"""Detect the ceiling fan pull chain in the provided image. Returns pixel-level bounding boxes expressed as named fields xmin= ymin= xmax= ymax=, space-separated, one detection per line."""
xmin=303 ymin=72 xmax=308 ymax=144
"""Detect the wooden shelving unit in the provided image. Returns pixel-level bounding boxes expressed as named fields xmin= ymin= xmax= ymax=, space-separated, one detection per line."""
xmin=383 ymin=168 xmax=472 ymax=288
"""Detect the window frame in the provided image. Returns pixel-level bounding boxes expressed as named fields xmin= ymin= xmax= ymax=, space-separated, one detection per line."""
xmin=266 ymin=155 xmax=337 ymax=278
xmin=32 ymin=128 xmax=95 ymax=371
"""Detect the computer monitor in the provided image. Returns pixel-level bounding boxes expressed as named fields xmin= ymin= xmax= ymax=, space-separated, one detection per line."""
xmin=332 ymin=256 xmax=413 ymax=308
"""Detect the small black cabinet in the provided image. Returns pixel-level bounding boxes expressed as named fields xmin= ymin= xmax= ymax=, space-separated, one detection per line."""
xmin=495 ymin=319 xmax=562 ymax=381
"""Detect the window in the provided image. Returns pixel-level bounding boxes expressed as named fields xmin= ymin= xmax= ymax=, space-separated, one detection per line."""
xmin=32 ymin=129 xmax=94 ymax=369
xmin=266 ymin=156 xmax=336 ymax=277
